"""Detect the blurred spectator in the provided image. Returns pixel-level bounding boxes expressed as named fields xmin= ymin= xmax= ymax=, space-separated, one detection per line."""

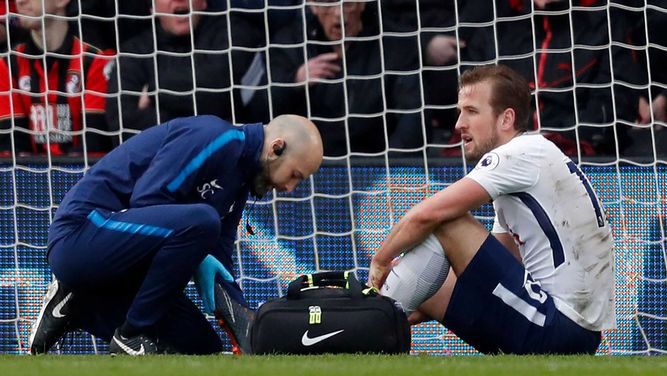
xmin=460 ymin=0 xmax=642 ymax=157
xmin=628 ymin=0 xmax=667 ymax=158
xmin=636 ymin=0 xmax=667 ymax=129
xmin=639 ymin=92 xmax=666 ymax=125
xmin=78 ymin=0 xmax=152 ymax=51
xmin=635 ymin=89 xmax=667 ymax=159
xmin=381 ymin=0 xmax=463 ymax=147
xmin=0 ymin=1 xmax=14 ymax=52
xmin=0 ymin=0 xmax=115 ymax=157
xmin=1 ymin=1 xmax=30 ymax=52
xmin=209 ymin=0 xmax=301 ymax=35
xmin=106 ymin=0 xmax=263 ymax=139
xmin=268 ymin=0 xmax=421 ymax=156
xmin=202 ymin=1 xmax=304 ymax=125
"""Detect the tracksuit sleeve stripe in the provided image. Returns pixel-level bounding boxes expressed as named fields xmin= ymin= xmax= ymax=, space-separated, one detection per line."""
xmin=166 ymin=130 xmax=245 ymax=193
xmin=87 ymin=210 xmax=174 ymax=238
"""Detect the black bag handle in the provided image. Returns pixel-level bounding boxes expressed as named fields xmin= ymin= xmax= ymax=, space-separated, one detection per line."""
xmin=286 ymin=271 xmax=368 ymax=299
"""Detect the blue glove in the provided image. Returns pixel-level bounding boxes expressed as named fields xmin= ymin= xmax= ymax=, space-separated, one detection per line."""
xmin=194 ymin=255 xmax=235 ymax=314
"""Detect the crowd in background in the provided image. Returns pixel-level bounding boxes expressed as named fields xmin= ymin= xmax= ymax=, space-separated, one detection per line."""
xmin=0 ymin=0 xmax=665 ymax=159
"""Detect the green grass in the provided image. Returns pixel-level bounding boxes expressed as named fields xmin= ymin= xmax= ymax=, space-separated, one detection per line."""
xmin=1 ymin=354 xmax=666 ymax=376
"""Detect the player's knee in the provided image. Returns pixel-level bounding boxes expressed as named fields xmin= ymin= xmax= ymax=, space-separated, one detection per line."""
xmin=182 ymin=204 xmax=221 ymax=244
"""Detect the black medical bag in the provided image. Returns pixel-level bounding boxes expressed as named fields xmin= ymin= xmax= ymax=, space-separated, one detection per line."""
xmin=251 ymin=271 xmax=410 ymax=354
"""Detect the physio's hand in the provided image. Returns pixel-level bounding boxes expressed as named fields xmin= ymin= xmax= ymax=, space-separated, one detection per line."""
xmin=368 ymin=254 xmax=392 ymax=290
xmin=194 ymin=255 xmax=234 ymax=314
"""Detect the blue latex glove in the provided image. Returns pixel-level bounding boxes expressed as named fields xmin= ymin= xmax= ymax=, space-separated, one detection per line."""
xmin=194 ymin=255 xmax=235 ymax=314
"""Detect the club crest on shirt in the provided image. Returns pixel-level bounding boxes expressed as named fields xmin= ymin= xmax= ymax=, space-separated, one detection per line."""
xmin=197 ymin=179 xmax=224 ymax=199
xmin=475 ymin=152 xmax=500 ymax=170
xmin=65 ymin=71 xmax=81 ymax=94
xmin=103 ymin=61 xmax=115 ymax=81
xmin=18 ymin=76 xmax=31 ymax=91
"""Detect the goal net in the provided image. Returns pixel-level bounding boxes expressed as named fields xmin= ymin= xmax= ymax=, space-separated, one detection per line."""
xmin=0 ymin=0 xmax=665 ymax=355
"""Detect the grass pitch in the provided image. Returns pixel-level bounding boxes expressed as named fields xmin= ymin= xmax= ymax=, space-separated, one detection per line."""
xmin=1 ymin=354 xmax=666 ymax=376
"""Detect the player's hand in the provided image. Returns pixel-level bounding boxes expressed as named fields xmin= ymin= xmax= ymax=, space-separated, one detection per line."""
xmin=294 ymin=52 xmax=341 ymax=84
xmin=368 ymin=254 xmax=392 ymax=290
xmin=408 ymin=310 xmax=430 ymax=326
xmin=194 ymin=255 xmax=234 ymax=314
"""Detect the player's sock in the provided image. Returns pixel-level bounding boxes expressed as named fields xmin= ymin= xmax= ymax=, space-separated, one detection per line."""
xmin=381 ymin=233 xmax=450 ymax=314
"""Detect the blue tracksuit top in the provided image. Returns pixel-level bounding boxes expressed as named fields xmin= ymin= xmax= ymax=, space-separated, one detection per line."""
xmin=48 ymin=115 xmax=264 ymax=259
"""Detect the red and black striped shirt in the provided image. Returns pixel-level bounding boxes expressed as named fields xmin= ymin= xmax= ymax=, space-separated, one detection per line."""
xmin=0 ymin=28 xmax=114 ymax=156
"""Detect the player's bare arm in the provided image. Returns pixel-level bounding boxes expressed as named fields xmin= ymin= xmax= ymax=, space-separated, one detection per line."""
xmin=369 ymin=177 xmax=490 ymax=288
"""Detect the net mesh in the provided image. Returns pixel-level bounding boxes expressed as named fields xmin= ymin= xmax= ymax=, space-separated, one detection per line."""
xmin=0 ymin=0 xmax=665 ymax=355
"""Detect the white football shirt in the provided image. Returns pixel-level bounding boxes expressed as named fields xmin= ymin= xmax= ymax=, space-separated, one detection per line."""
xmin=466 ymin=133 xmax=616 ymax=331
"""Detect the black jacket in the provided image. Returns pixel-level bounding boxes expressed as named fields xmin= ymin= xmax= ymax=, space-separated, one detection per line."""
xmin=460 ymin=0 xmax=643 ymax=155
xmin=106 ymin=14 xmax=262 ymax=137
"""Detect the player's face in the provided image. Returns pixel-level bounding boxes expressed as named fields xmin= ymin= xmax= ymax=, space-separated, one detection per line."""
xmin=310 ymin=0 xmax=365 ymax=42
xmin=455 ymin=81 xmax=502 ymax=161
xmin=16 ymin=0 xmax=64 ymax=30
xmin=153 ymin=0 xmax=207 ymax=36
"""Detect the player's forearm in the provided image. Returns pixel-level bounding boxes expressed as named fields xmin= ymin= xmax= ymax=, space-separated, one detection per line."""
xmin=375 ymin=210 xmax=438 ymax=264
xmin=375 ymin=178 xmax=490 ymax=264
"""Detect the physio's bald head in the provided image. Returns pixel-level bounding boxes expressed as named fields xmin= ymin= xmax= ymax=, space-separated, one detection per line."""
xmin=252 ymin=115 xmax=323 ymax=196
xmin=265 ymin=114 xmax=323 ymax=160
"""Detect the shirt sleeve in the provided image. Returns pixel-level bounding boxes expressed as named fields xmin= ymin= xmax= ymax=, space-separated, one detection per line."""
xmin=129 ymin=120 xmax=245 ymax=207
xmin=465 ymin=142 xmax=541 ymax=200
xmin=83 ymin=50 xmax=115 ymax=113
xmin=0 ymin=58 xmax=30 ymax=153
xmin=0 ymin=58 xmax=26 ymax=120
xmin=0 ymin=58 xmax=11 ymax=121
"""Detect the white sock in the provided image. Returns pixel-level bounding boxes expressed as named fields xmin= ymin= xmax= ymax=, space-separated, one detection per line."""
xmin=380 ymin=233 xmax=450 ymax=314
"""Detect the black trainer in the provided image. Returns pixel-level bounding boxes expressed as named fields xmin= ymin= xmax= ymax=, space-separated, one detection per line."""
xmin=214 ymin=284 xmax=254 ymax=355
xmin=29 ymin=279 xmax=76 ymax=354
xmin=109 ymin=328 xmax=159 ymax=356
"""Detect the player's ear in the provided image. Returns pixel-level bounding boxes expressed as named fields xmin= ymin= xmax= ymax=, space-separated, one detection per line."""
xmin=501 ymin=108 xmax=516 ymax=131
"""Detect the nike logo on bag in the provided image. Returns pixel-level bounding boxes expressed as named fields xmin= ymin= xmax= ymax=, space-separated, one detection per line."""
xmin=51 ymin=293 xmax=73 ymax=318
xmin=301 ymin=329 xmax=344 ymax=346
xmin=113 ymin=336 xmax=145 ymax=356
